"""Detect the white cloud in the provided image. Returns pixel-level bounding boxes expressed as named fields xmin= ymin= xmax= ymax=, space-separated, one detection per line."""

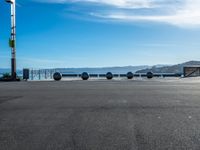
xmin=33 ymin=0 xmax=156 ymax=8
xmin=89 ymin=0 xmax=200 ymax=27
xmin=32 ymin=0 xmax=200 ymax=28
xmin=75 ymin=0 xmax=155 ymax=8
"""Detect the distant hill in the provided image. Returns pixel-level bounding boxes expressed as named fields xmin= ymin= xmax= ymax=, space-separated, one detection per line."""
xmin=1 ymin=61 xmax=199 ymax=75
xmin=136 ymin=61 xmax=200 ymax=74
xmin=0 ymin=68 xmax=11 ymax=74
xmin=0 ymin=66 xmax=149 ymax=75
xmin=54 ymin=66 xmax=149 ymax=74
xmin=0 ymin=69 xmax=22 ymax=76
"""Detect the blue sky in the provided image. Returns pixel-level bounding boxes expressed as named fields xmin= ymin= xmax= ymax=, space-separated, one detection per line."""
xmin=1 ymin=0 xmax=200 ymax=69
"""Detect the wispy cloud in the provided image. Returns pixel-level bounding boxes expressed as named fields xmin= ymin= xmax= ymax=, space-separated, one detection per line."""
xmin=33 ymin=0 xmax=158 ymax=8
xmin=32 ymin=0 xmax=200 ymax=28
xmin=91 ymin=0 xmax=200 ymax=27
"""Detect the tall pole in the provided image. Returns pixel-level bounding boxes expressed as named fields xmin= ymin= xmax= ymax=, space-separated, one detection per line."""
xmin=6 ymin=0 xmax=16 ymax=80
xmin=11 ymin=0 xmax=16 ymax=79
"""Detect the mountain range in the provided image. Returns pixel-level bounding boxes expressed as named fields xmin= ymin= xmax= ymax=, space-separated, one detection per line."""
xmin=1 ymin=61 xmax=200 ymax=75
xmin=136 ymin=61 xmax=200 ymax=74
xmin=0 ymin=66 xmax=149 ymax=75
xmin=54 ymin=66 xmax=149 ymax=74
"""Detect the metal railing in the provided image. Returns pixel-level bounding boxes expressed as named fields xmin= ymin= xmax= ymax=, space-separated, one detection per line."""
xmin=29 ymin=69 xmax=56 ymax=80
xmin=22 ymin=68 xmax=183 ymax=81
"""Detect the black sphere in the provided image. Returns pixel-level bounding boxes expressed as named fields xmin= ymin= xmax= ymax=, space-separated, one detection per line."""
xmin=53 ymin=72 xmax=62 ymax=81
xmin=127 ymin=72 xmax=134 ymax=79
xmin=106 ymin=72 xmax=113 ymax=80
xmin=81 ymin=72 xmax=89 ymax=80
xmin=147 ymin=72 xmax=153 ymax=79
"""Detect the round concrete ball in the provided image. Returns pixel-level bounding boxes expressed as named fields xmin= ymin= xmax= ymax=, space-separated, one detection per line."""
xmin=106 ymin=72 xmax=113 ymax=80
xmin=53 ymin=72 xmax=62 ymax=81
xmin=127 ymin=72 xmax=134 ymax=79
xmin=147 ymin=72 xmax=154 ymax=79
xmin=81 ymin=72 xmax=89 ymax=80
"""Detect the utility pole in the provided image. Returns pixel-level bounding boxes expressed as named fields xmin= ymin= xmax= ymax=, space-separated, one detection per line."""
xmin=5 ymin=0 xmax=17 ymax=80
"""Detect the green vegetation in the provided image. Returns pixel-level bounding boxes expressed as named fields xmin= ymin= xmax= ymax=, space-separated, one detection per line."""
xmin=2 ymin=73 xmax=11 ymax=79
xmin=0 ymin=73 xmax=18 ymax=81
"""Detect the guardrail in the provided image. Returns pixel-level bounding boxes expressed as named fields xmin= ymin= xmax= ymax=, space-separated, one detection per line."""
xmin=22 ymin=69 xmax=56 ymax=80
xmin=21 ymin=69 xmax=182 ymax=81
xmin=53 ymin=72 xmax=182 ymax=81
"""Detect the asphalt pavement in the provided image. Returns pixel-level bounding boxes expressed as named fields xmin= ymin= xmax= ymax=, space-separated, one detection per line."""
xmin=0 ymin=78 xmax=200 ymax=150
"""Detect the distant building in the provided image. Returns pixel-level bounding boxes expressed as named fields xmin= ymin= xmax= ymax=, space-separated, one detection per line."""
xmin=183 ymin=65 xmax=200 ymax=77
